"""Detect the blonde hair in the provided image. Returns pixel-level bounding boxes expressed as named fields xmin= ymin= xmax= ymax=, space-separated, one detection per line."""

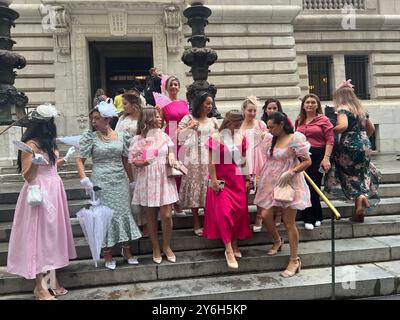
xmin=241 ymin=96 xmax=259 ymax=111
xmin=333 ymin=87 xmax=365 ymax=118
xmin=136 ymin=107 xmax=160 ymax=137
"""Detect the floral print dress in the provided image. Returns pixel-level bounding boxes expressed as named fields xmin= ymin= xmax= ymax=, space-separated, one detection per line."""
xmin=129 ymin=129 xmax=179 ymax=207
xmin=178 ymin=115 xmax=219 ymax=209
xmin=79 ymin=130 xmax=142 ymax=248
xmin=325 ymin=109 xmax=381 ymax=207
xmin=254 ymin=132 xmax=312 ymax=210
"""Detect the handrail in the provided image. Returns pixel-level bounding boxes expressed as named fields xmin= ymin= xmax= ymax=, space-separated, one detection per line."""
xmin=0 ymin=111 xmax=32 ymax=137
xmin=303 ymin=171 xmax=338 ymax=299
xmin=304 ymin=172 xmax=341 ymax=220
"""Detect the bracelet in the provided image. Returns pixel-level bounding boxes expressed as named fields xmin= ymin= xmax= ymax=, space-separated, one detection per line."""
xmin=324 ymin=155 xmax=331 ymax=159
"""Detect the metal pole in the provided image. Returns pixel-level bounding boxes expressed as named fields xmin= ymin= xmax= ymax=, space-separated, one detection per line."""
xmin=331 ymin=214 xmax=335 ymax=300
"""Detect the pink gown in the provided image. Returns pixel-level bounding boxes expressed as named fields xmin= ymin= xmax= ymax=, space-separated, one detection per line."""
xmin=162 ymin=100 xmax=189 ymax=190
xmin=203 ymin=136 xmax=252 ymax=244
xmin=7 ymin=158 xmax=77 ymax=279
xmin=241 ymin=120 xmax=268 ymax=176
xmin=254 ymin=132 xmax=312 ymax=210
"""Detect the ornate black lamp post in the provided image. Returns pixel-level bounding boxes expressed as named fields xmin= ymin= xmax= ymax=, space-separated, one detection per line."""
xmin=0 ymin=0 xmax=28 ymax=126
xmin=181 ymin=0 xmax=221 ymax=119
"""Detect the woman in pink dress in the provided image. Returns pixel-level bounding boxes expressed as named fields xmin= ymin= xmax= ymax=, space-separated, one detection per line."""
xmin=239 ymin=96 xmax=268 ymax=233
xmin=160 ymin=76 xmax=189 ymax=215
xmin=7 ymin=104 xmax=77 ymax=300
xmin=129 ymin=107 xmax=179 ymax=264
xmin=254 ymin=112 xmax=311 ymax=278
xmin=204 ymin=110 xmax=252 ymax=270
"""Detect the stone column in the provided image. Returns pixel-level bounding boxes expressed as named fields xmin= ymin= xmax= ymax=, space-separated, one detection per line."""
xmin=0 ymin=0 xmax=28 ymax=166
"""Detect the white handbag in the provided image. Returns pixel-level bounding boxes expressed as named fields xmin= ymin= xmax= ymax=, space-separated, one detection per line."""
xmin=27 ymin=185 xmax=43 ymax=206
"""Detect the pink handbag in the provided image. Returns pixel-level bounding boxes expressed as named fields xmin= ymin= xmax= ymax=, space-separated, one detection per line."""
xmin=273 ymin=184 xmax=295 ymax=202
xmin=166 ymin=160 xmax=188 ymax=177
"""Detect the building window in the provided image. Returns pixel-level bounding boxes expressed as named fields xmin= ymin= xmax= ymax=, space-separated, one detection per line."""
xmin=345 ymin=55 xmax=369 ymax=100
xmin=307 ymin=56 xmax=333 ymax=101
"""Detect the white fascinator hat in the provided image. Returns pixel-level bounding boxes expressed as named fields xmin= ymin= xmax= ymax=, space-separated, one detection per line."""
xmin=30 ymin=103 xmax=59 ymax=122
xmin=94 ymin=98 xmax=118 ymax=118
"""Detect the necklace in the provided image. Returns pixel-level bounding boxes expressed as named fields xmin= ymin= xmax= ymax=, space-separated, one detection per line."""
xmin=97 ymin=128 xmax=113 ymax=142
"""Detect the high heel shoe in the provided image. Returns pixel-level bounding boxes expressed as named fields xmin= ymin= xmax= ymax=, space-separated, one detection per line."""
xmin=267 ymin=238 xmax=283 ymax=256
xmin=252 ymin=225 xmax=262 ymax=233
xmin=233 ymin=251 xmax=242 ymax=259
xmin=162 ymin=249 xmax=176 ymax=263
xmin=225 ymin=251 xmax=238 ymax=269
xmin=280 ymin=257 xmax=301 ymax=278
xmin=49 ymin=287 xmax=68 ymax=297
xmin=121 ymin=246 xmax=139 ymax=265
xmin=34 ymin=287 xmax=57 ymax=300
xmin=153 ymin=256 xmax=162 ymax=264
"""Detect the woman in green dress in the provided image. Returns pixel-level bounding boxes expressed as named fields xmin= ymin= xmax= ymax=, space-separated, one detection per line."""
xmin=326 ymin=80 xmax=381 ymax=222
xmin=76 ymin=101 xmax=142 ymax=269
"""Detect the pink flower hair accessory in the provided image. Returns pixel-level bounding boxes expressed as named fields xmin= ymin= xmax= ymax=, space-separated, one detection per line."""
xmin=337 ymin=79 xmax=354 ymax=90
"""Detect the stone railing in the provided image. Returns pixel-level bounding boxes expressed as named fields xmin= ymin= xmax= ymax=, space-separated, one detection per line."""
xmin=303 ymin=0 xmax=365 ymax=10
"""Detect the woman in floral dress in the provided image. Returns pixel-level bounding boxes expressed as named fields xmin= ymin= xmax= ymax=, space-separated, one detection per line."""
xmin=325 ymin=80 xmax=381 ymax=222
xmin=77 ymin=101 xmax=142 ymax=270
xmin=254 ymin=112 xmax=311 ymax=278
xmin=129 ymin=107 xmax=179 ymax=264
xmin=178 ymin=93 xmax=219 ymax=236
xmin=239 ymin=96 xmax=268 ymax=233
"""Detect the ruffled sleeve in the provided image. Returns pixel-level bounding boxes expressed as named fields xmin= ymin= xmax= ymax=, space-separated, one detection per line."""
xmin=258 ymin=120 xmax=268 ymax=132
xmin=177 ymin=115 xmax=195 ymax=146
xmin=257 ymin=132 xmax=273 ymax=155
xmin=121 ymin=131 xmax=131 ymax=158
xmin=178 ymin=114 xmax=191 ymax=129
xmin=289 ymin=132 xmax=311 ymax=159
xmin=128 ymin=135 xmax=142 ymax=163
xmin=79 ymin=129 xmax=95 ymax=158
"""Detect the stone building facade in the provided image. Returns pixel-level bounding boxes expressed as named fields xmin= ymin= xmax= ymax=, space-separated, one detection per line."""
xmin=1 ymin=0 xmax=400 ymax=165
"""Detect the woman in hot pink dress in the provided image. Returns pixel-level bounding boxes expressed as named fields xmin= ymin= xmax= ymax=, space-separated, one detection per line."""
xmin=254 ymin=112 xmax=311 ymax=278
xmin=160 ymin=76 xmax=189 ymax=214
xmin=204 ymin=110 xmax=252 ymax=270
xmin=7 ymin=104 xmax=77 ymax=300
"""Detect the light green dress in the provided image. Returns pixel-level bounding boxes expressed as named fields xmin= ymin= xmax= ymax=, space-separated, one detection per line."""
xmin=79 ymin=130 xmax=141 ymax=248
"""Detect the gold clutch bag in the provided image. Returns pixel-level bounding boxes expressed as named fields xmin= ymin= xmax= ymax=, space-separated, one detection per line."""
xmin=273 ymin=184 xmax=295 ymax=202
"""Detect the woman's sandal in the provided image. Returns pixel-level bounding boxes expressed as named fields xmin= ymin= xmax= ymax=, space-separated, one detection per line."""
xmin=280 ymin=257 xmax=301 ymax=278
xmin=267 ymin=238 xmax=284 ymax=256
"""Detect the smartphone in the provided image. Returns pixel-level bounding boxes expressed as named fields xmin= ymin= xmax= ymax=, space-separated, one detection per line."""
xmin=208 ymin=179 xmax=225 ymax=190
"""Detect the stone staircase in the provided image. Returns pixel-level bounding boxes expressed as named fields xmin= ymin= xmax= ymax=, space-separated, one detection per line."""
xmin=0 ymin=153 xmax=399 ymax=300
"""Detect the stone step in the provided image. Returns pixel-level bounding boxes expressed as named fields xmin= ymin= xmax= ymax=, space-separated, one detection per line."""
xmin=0 ymin=189 xmax=399 ymax=222
xmin=1 ymin=215 xmax=400 ymax=267
xmin=0 ymin=163 xmax=92 ymax=174
xmin=0 ymin=170 xmax=93 ymax=183
xmin=1 ymin=195 xmax=400 ymax=225
xmin=0 ymin=235 xmax=399 ymax=297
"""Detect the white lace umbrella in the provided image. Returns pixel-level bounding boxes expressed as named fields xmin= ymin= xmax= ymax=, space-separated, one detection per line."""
xmin=76 ymin=190 xmax=113 ymax=267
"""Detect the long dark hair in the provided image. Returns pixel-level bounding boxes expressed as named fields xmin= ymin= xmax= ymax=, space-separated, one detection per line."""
xmin=268 ymin=112 xmax=294 ymax=158
xmin=262 ymin=98 xmax=283 ymax=123
xmin=17 ymin=119 xmax=58 ymax=172
xmin=192 ymin=92 xmax=213 ymax=118
xmin=297 ymin=93 xmax=322 ymax=125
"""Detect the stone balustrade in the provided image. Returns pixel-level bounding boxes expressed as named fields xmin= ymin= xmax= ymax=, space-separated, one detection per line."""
xmin=303 ymin=0 xmax=365 ymax=10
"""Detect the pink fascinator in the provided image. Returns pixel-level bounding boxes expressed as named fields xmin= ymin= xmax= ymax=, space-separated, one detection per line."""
xmin=337 ymin=79 xmax=354 ymax=90
xmin=245 ymin=95 xmax=259 ymax=108
xmin=161 ymin=74 xmax=170 ymax=94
